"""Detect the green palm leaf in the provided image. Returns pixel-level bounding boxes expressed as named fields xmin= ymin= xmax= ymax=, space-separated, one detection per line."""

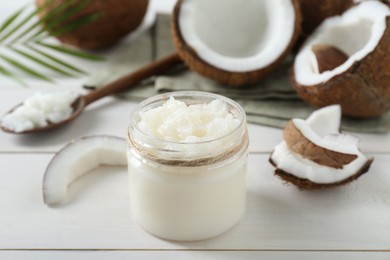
xmin=0 ymin=0 xmax=104 ymax=86
xmin=0 ymin=0 xmax=55 ymax=43
xmin=45 ymin=13 xmax=100 ymax=38
xmin=25 ymin=0 xmax=90 ymax=41
xmin=0 ymin=54 xmax=53 ymax=82
xmin=0 ymin=5 xmax=28 ymax=38
xmin=10 ymin=46 xmax=76 ymax=77
xmin=37 ymin=42 xmax=104 ymax=61
xmin=26 ymin=44 xmax=86 ymax=74
xmin=0 ymin=64 xmax=27 ymax=86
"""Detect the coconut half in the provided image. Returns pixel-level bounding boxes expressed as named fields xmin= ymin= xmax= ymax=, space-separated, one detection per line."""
xmin=292 ymin=1 xmax=390 ymax=117
xmin=43 ymin=135 xmax=127 ymax=205
xmin=269 ymin=105 xmax=373 ymax=189
xmin=171 ymin=0 xmax=301 ymax=86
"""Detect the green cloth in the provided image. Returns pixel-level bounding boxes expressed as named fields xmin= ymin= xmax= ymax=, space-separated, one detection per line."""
xmin=84 ymin=15 xmax=390 ymax=133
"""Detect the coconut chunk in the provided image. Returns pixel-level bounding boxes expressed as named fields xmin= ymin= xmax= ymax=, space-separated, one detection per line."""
xmin=270 ymin=105 xmax=373 ymax=189
xmin=284 ymin=120 xmax=358 ymax=169
xmin=43 ymin=135 xmax=127 ymax=205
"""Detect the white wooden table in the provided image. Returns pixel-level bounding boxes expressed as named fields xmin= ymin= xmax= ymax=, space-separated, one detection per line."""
xmin=1 ymin=1 xmax=390 ymax=259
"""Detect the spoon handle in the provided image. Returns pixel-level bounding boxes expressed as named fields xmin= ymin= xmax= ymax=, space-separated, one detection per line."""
xmin=84 ymin=53 xmax=182 ymax=105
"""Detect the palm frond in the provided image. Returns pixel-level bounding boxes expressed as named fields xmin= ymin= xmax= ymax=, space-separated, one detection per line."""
xmin=10 ymin=46 xmax=76 ymax=77
xmin=0 ymin=0 xmax=104 ymax=86
xmin=0 ymin=54 xmax=53 ymax=82
xmin=5 ymin=0 xmax=58 ymax=43
xmin=26 ymin=44 xmax=86 ymax=74
xmin=0 ymin=5 xmax=29 ymax=42
xmin=46 ymin=13 xmax=100 ymax=38
xmin=25 ymin=0 xmax=89 ymax=41
xmin=37 ymin=42 xmax=104 ymax=61
xmin=0 ymin=64 xmax=27 ymax=86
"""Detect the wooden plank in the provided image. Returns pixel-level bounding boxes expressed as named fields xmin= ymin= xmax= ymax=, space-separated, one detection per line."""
xmin=0 ymin=153 xmax=389 ymax=250
xmin=0 ymin=251 xmax=389 ymax=260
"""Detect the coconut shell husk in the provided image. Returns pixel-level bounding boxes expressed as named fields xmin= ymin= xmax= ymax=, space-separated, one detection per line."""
xmin=171 ymin=0 xmax=302 ymax=87
xmin=36 ymin=0 xmax=149 ymax=50
xmin=269 ymin=156 xmax=373 ymax=190
xmin=291 ymin=16 xmax=390 ymax=118
xmin=284 ymin=120 xmax=357 ymax=169
xmin=312 ymin=44 xmax=349 ymax=73
xmin=298 ymin=0 xmax=354 ymax=37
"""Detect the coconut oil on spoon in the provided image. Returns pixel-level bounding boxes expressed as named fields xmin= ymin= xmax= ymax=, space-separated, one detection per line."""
xmin=1 ymin=53 xmax=181 ymax=134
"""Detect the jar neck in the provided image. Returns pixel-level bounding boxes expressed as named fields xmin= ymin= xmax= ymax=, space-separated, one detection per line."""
xmin=127 ymin=123 xmax=249 ymax=167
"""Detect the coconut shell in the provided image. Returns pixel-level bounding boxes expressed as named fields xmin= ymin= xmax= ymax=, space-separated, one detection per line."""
xmin=269 ymin=156 xmax=373 ymax=190
xmin=292 ymin=16 xmax=390 ymax=118
xmin=36 ymin=0 xmax=149 ymax=50
xmin=312 ymin=44 xmax=349 ymax=73
xmin=284 ymin=120 xmax=357 ymax=169
xmin=298 ymin=0 xmax=354 ymax=37
xmin=171 ymin=0 xmax=302 ymax=87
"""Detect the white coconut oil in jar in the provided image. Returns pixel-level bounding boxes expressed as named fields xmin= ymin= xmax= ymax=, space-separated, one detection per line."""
xmin=127 ymin=91 xmax=248 ymax=241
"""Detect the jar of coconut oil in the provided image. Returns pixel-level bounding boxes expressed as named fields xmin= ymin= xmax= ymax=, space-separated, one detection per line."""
xmin=127 ymin=91 xmax=248 ymax=241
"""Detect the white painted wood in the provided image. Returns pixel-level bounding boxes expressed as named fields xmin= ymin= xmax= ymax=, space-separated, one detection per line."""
xmin=0 ymin=153 xmax=389 ymax=250
xmin=0 ymin=251 xmax=389 ymax=260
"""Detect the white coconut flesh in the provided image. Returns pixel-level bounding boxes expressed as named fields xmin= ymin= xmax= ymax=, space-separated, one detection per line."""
xmin=178 ymin=0 xmax=296 ymax=72
xmin=294 ymin=1 xmax=390 ymax=86
xmin=43 ymin=136 xmax=127 ymax=205
xmin=271 ymin=105 xmax=370 ymax=184
xmin=292 ymin=119 xmax=359 ymax=155
xmin=306 ymin=105 xmax=341 ymax=136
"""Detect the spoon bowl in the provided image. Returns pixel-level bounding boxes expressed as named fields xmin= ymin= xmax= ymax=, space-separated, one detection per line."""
xmin=1 ymin=96 xmax=86 ymax=134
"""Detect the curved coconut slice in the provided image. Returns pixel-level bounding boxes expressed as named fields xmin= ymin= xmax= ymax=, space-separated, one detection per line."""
xmin=43 ymin=135 xmax=127 ymax=205
xmin=270 ymin=105 xmax=373 ymax=189
xmin=171 ymin=0 xmax=301 ymax=86
xmin=292 ymin=1 xmax=390 ymax=117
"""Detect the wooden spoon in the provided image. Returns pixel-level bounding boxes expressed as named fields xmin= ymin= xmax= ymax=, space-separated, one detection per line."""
xmin=1 ymin=53 xmax=182 ymax=134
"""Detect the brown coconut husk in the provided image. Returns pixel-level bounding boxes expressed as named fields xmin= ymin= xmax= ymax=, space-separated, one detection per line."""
xmin=298 ymin=0 xmax=354 ymax=37
xmin=171 ymin=0 xmax=302 ymax=87
xmin=283 ymin=120 xmax=357 ymax=169
xmin=311 ymin=44 xmax=349 ymax=73
xmin=36 ymin=0 xmax=149 ymax=50
xmin=291 ymin=16 xmax=390 ymax=118
xmin=269 ymin=156 xmax=373 ymax=190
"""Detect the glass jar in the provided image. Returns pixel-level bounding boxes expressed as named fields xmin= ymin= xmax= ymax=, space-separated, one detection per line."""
xmin=127 ymin=91 xmax=248 ymax=241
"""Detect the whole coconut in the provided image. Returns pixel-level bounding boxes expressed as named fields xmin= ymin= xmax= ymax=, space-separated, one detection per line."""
xmin=36 ymin=0 xmax=149 ymax=50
